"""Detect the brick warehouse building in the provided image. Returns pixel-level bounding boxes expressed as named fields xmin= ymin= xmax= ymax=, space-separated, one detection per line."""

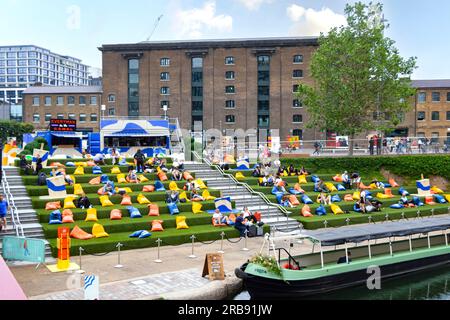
xmin=99 ymin=37 xmax=322 ymax=141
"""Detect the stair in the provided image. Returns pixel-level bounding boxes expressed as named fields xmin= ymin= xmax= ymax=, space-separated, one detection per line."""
xmin=1 ymin=167 xmax=52 ymax=258
xmin=183 ymin=162 xmax=300 ymax=233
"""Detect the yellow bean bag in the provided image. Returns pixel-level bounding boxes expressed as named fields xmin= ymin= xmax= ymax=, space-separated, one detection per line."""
xmin=117 ymin=174 xmax=127 ymax=184
xmin=235 ymin=172 xmax=246 ymax=181
xmin=74 ymin=166 xmax=85 ymax=175
xmin=369 ymin=183 xmax=378 ymax=190
xmin=116 ymin=187 xmax=133 ymax=194
xmin=73 ymin=184 xmax=84 ymax=196
xmin=194 ymin=179 xmax=207 ymax=189
xmin=99 ymin=195 xmax=114 ymax=207
xmin=169 ymin=181 xmax=180 ymax=191
xmin=138 ymin=175 xmax=149 ymax=183
xmin=352 ymin=191 xmax=360 ymax=201
xmin=85 ymin=208 xmax=98 ymax=222
xmin=176 ymin=216 xmax=189 ymax=230
xmin=74 ymin=162 xmax=88 ymax=167
xmin=179 ymin=191 xmax=190 ymax=203
xmin=202 ymin=190 xmax=216 ymax=201
xmin=92 ymin=223 xmax=109 ymax=238
xmin=192 ymin=202 xmax=203 ymax=214
xmin=137 ymin=193 xmax=151 ymax=204
xmin=445 ymin=194 xmax=450 ymax=203
xmin=111 ymin=167 xmax=121 ymax=174
xmin=325 ymin=182 xmax=337 ymax=192
xmin=331 ymin=204 xmax=344 ymax=215
xmin=64 ymin=196 xmax=76 ymax=209
xmin=298 ymin=175 xmax=307 ymax=184
xmin=431 ymin=186 xmax=444 ymax=194
xmin=67 ymin=175 xmax=76 ymax=184
xmin=377 ymin=193 xmax=392 ymax=199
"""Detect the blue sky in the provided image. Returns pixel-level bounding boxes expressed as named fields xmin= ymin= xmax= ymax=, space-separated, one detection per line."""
xmin=1 ymin=0 xmax=449 ymax=79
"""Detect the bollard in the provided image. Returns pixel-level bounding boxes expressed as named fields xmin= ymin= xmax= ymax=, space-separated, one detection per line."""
xmin=189 ymin=235 xmax=197 ymax=259
xmin=368 ymin=216 xmax=373 ymax=224
xmin=385 ymin=214 xmax=390 ymax=222
xmin=401 ymin=212 xmax=406 ymax=220
xmin=417 ymin=210 xmax=421 ymax=219
xmin=323 ymin=221 xmax=328 ymax=229
xmin=114 ymin=243 xmax=124 ymax=268
xmin=218 ymin=232 xmax=225 ymax=254
xmin=242 ymin=230 xmax=249 ymax=251
xmin=76 ymin=247 xmax=85 ymax=274
xmin=154 ymin=238 xmax=163 ymax=263
xmin=431 ymin=209 xmax=435 ymax=217
xmin=345 ymin=218 xmax=350 ymax=226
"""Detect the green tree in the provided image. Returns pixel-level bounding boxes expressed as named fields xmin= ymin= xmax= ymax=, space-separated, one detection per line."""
xmin=0 ymin=120 xmax=34 ymax=146
xmin=297 ymin=2 xmax=417 ymax=155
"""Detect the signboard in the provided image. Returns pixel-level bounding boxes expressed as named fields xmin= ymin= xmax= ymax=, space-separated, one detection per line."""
xmin=202 ymin=253 xmax=225 ymax=281
xmin=84 ymin=275 xmax=99 ymax=300
xmin=50 ymin=119 xmax=77 ymax=132
xmin=46 ymin=175 xmax=67 ymax=198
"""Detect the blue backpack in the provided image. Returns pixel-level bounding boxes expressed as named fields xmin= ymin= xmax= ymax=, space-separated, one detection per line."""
xmin=353 ymin=204 xmax=362 ymax=213
xmin=434 ymin=195 xmax=447 ymax=204
xmin=412 ymin=196 xmax=424 ymax=207
xmin=316 ymin=205 xmax=327 ymax=216
xmin=390 ymin=203 xmax=404 ymax=209
xmin=311 ymin=176 xmax=320 ymax=183
xmin=398 ymin=187 xmax=409 ymax=196
xmin=100 ymin=174 xmax=110 ymax=184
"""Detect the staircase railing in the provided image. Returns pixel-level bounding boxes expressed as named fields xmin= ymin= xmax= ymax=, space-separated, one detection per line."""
xmin=191 ymin=151 xmax=293 ymax=218
xmin=1 ymin=168 xmax=24 ymax=237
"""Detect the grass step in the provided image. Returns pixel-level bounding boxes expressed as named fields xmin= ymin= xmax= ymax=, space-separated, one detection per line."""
xmin=15 ymin=157 xmax=173 ymax=167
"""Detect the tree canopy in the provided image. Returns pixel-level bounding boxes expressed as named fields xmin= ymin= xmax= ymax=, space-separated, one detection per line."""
xmin=296 ymin=2 xmax=417 ymax=154
xmin=0 ymin=120 xmax=34 ymax=145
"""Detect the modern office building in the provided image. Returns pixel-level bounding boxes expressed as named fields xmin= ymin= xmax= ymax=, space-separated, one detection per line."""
xmin=99 ymin=37 xmax=319 ymax=140
xmin=0 ymin=100 xmax=11 ymax=120
xmin=0 ymin=45 xmax=90 ymax=121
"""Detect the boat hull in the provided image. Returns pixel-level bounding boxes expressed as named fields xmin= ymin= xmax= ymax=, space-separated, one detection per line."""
xmin=235 ymin=253 xmax=450 ymax=300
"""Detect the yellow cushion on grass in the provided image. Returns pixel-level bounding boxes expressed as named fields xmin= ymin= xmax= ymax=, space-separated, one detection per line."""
xmin=369 ymin=183 xmax=378 ymax=190
xmin=64 ymin=196 xmax=76 ymax=209
xmin=331 ymin=204 xmax=344 ymax=215
xmin=169 ymin=181 xmax=180 ymax=191
xmin=176 ymin=216 xmax=189 ymax=230
xmin=192 ymin=202 xmax=203 ymax=214
xmin=111 ymin=167 xmax=121 ymax=174
xmin=235 ymin=172 xmax=246 ymax=181
xmin=74 ymin=162 xmax=88 ymax=167
xmin=298 ymin=175 xmax=307 ymax=184
xmin=85 ymin=208 xmax=98 ymax=222
xmin=74 ymin=166 xmax=84 ymax=175
xmin=92 ymin=223 xmax=109 ymax=238
xmin=377 ymin=193 xmax=391 ymax=199
xmin=445 ymin=194 xmax=450 ymax=203
xmin=137 ymin=193 xmax=151 ymax=204
xmin=202 ymin=190 xmax=216 ymax=201
xmin=353 ymin=191 xmax=360 ymax=201
xmin=179 ymin=191 xmax=190 ymax=202
xmin=99 ymin=195 xmax=114 ymax=207
xmin=117 ymin=174 xmax=126 ymax=184
xmin=73 ymin=184 xmax=84 ymax=196
xmin=116 ymin=187 xmax=133 ymax=194
xmin=194 ymin=179 xmax=207 ymax=189
xmin=325 ymin=182 xmax=337 ymax=192
xmin=431 ymin=186 xmax=444 ymax=194
xmin=138 ymin=175 xmax=149 ymax=183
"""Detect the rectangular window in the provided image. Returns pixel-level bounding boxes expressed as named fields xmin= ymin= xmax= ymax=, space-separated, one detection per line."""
xmin=57 ymin=113 xmax=64 ymax=120
xmin=45 ymin=114 xmax=52 ymax=122
xmin=79 ymin=96 xmax=86 ymax=105
xmin=225 ymin=86 xmax=235 ymax=94
xmin=33 ymin=113 xmax=40 ymax=122
xmin=258 ymin=71 xmax=270 ymax=82
xmin=447 ymin=92 xmax=450 ymax=102
xmin=45 ymin=96 xmax=51 ymax=106
xmin=417 ymin=111 xmax=425 ymax=121
xmin=160 ymin=58 xmax=170 ymax=66
xmin=32 ymin=96 xmax=40 ymax=106
xmin=293 ymin=85 xmax=300 ymax=93
xmin=160 ymin=87 xmax=170 ymax=95
xmin=432 ymin=92 xmax=441 ymax=102
xmin=258 ymin=86 xmax=270 ymax=96
xmin=257 ymin=55 xmax=270 ymax=66
xmin=192 ymin=101 xmax=203 ymax=112
xmin=18 ymin=60 xmax=27 ymax=66
xmin=418 ymin=92 xmax=426 ymax=103
xmin=108 ymin=94 xmax=116 ymax=102
xmin=79 ymin=113 xmax=86 ymax=122
xmin=160 ymin=101 xmax=170 ymax=109
xmin=18 ymin=76 xmax=27 ymax=82
xmin=258 ymin=101 xmax=270 ymax=112
xmin=108 ymin=108 xmax=115 ymax=116
xmin=18 ymin=52 xmax=27 ymax=58
xmin=56 ymin=96 xmax=64 ymax=105
xmin=7 ymin=60 xmax=16 ymax=66
xmin=293 ymin=99 xmax=303 ymax=108
xmin=192 ymin=57 xmax=203 ymax=68
xmin=28 ymin=60 xmax=37 ymax=66
xmin=192 ymin=87 xmax=203 ymax=97
xmin=293 ymin=114 xmax=303 ymax=123
xmin=68 ymin=113 xmax=76 ymax=120
xmin=0 ymin=68 xmax=4 ymax=74
xmin=225 ymin=100 xmax=235 ymax=109
xmin=225 ymin=56 xmax=234 ymax=65
xmin=68 ymin=96 xmax=75 ymax=105
xmin=431 ymin=132 xmax=439 ymax=144
xmin=90 ymin=96 xmax=97 ymax=105
xmin=129 ymin=59 xmax=139 ymax=69
xmin=192 ymin=71 xmax=203 ymax=82
xmin=225 ymin=115 xmax=236 ymax=123
xmin=225 ymin=71 xmax=235 ymax=80
xmin=432 ymin=111 xmax=440 ymax=121
xmin=129 ymin=73 xmax=139 ymax=84
xmin=90 ymin=113 xmax=98 ymax=122
xmin=258 ymin=115 xmax=270 ymax=127
xmin=7 ymin=68 xmax=15 ymax=74
xmin=18 ymin=68 xmax=27 ymax=74
xmin=160 ymin=72 xmax=170 ymax=81
xmin=293 ymin=70 xmax=303 ymax=78
xmin=293 ymin=55 xmax=304 ymax=63
xmin=7 ymin=76 xmax=16 ymax=82
xmin=447 ymin=111 xmax=450 ymax=121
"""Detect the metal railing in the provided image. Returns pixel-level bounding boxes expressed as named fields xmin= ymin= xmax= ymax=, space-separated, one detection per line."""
xmin=191 ymin=151 xmax=295 ymax=225
xmin=1 ymin=168 xmax=24 ymax=237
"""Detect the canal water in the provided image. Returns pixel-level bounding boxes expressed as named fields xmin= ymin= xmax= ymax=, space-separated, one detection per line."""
xmin=234 ymin=266 xmax=450 ymax=300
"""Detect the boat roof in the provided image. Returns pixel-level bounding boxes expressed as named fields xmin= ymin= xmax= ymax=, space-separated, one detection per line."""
xmin=300 ymin=216 xmax=450 ymax=246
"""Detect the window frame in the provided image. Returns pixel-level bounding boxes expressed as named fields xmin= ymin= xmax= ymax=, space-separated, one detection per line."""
xmin=293 ymin=55 xmax=304 ymax=64
xmin=33 ymin=113 xmax=40 ymax=123
xmin=225 ymin=85 xmax=236 ymax=94
xmin=160 ymin=87 xmax=170 ymax=95
xmin=225 ymin=56 xmax=235 ymax=65
xmin=225 ymin=115 xmax=236 ymax=124
xmin=160 ymin=58 xmax=171 ymax=67
xmin=225 ymin=71 xmax=235 ymax=80
xmin=68 ymin=96 xmax=75 ymax=105
xmin=418 ymin=92 xmax=426 ymax=103
xmin=32 ymin=96 xmax=40 ymax=106
xmin=417 ymin=111 xmax=426 ymax=121
xmin=293 ymin=114 xmax=303 ymax=123
xmin=431 ymin=111 xmax=440 ymax=121
xmin=44 ymin=96 xmax=52 ymax=106
xmin=292 ymin=70 xmax=304 ymax=79
xmin=432 ymin=92 xmax=441 ymax=102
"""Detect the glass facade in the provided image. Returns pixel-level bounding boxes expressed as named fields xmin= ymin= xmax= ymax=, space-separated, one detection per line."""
xmin=191 ymin=57 xmax=203 ymax=129
xmin=257 ymin=55 xmax=270 ymax=129
xmin=128 ymin=58 xmax=140 ymax=117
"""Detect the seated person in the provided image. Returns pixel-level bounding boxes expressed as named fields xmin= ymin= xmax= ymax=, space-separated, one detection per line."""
xmin=274 ymin=175 xmax=287 ymax=190
xmin=19 ymin=155 xmax=32 ymax=175
xmin=399 ymin=192 xmax=414 ymax=207
xmin=299 ymin=166 xmax=309 ymax=176
xmin=371 ymin=178 xmax=385 ymax=189
xmin=159 ymin=159 xmax=169 ymax=173
xmin=277 ymin=166 xmax=287 ymax=176
xmin=370 ymin=199 xmax=383 ymax=212
xmin=50 ymin=168 xmax=64 ymax=177
xmin=342 ymin=171 xmax=350 ymax=189
xmin=102 ymin=181 xmax=116 ymax=196
xmin=184 ymin=181 xmax=196 ymax=192
xmin=143 ymin=164 xmax=155 ymax=174
xmin=153 ymin=156 xmax=162 ymax=168
xmin=314 ymin=180 xmax=329 ymax=193
xmin=337 ymin=251 xmax=352 ymax=264
xmin=234 ymin=212 xmax=249 ymax=237
xmin=288 ymin=164 xmax=299 ymax=176
xmin=263 ymin=164 xmax=272 ymax=177
xmin=351 ymin=173 xmax=361 ymax=189
xmin=317 ymin=192 xmax=332 ymax=206
xmin=266 ymin=174 xmax=275 ymax=186
xmin=126 ymin=167 xmax=139 ymax=183
xmin=77 ymin=193 xmax=92 ymax=209
xmin=213 ymin=209 xmax=229 ymax=225
xmin=166 ymin=190 xmax=180 ymax=204
xmin=64 ymin=174 xmax=74 ymax=186
xmin=252 ymin=166 xmax=263 ymax=178
xmin=171 ymin=168 xmax=183 ymax=181
xmin=190 ymin=189 xmax=204 ymax=201
xmin=220 ymin=162 xmax=230 ymax=171
xmin=280 ymin=195 xmax=293 ymax=207
xmin=93 ymin=153 xmax=106 ymax=166
xmin=242 ymin=207 xmax=258 ymax=224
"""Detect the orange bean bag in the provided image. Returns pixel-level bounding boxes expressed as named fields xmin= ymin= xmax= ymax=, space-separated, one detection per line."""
xmin=183 ymin=172 xmax=194 ymax=181
xmin=62 ymin=209 xmax=75 ymax=223
xmin=253 ymin=212 xmax=262 ymax=222
xmin=143 ymin=185 xmax=155 ymax=193
xmin=86 ymin=161 xmax=96 ymax=167
xmin=70 ymin=226 xmax=94 ymax=240
xmin=425 ymin=196 xmax=436 ymax=205
xmin=151 ymin=220 xmax=164 ymax=232
xmin=294 ymin=183 xmax=305 ymax=193
xmin=45 ymin=202 xmax=61 ymax=210
xmin=148 ymin=204 xmax=160 ymax=216
xmin=89 ymin=176 xmax=101 ymax=185
xmin=389 ymin=178 xmax=400 ymax=188
xmin=333 ymin=175 xmax=343 ymax=182
xmin=157 ymin=171 xmax=168 ymax=182
xmin=228 ymin=214 xmax=236 ymax=224
xmin=97 ymin=187 xmax=106 ymax=195
xmin=359 ymin=182 xmax=371 ymax=190
xmin=110 ymin=209 xmax=122 ymax=220
xmin=301 ymin=205 xmax=313 ymax=217
xmin=344 ymin=194 xmax=354 ymax=202
xmin=289 ymin=195 xmax=300 ymax=206
xmin=121 ymin=195 xmax=132 ymax=206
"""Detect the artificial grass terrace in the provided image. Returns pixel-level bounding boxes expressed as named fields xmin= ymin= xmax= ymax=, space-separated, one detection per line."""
xmin=21 ymin=165 xmax=180 ymax=176
xmin=15 ymin=157 xmax=173 ymax=167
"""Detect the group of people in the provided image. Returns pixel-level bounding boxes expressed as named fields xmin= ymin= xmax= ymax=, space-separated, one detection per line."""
xmin=252 ymin=162 xmax=309 ymax=179
xmin=212 ymin=206 xmax=260 ymax=237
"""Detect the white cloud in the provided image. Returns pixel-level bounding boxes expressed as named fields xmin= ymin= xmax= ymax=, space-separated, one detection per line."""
xmin=287 ymin=4 xmax=347 ymax=36
xmin=173 ymin=1 xmax=232 ymax=39
xmin=236 ymin=0 xmax=275 ymax=11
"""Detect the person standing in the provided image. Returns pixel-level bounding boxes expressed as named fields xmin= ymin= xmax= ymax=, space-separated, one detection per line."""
xmin=134 ymin=149 xmax=146 ymax=174
xmin=369 ymin=136 xmax=375 ymax=156
xmin=111 ymin=148 xmax=119 ymax=165
xmin=35 ymin=154 xmax=43 ymax=175
xmin=0 ymin=194 xmax=9 ymax=232
xmin=376 ymin=135 xmax=382 ymax=155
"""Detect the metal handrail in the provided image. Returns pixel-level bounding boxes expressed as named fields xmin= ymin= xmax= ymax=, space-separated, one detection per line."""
xmin=192 ymin=151 xmax=292 ymax=218
xmin=1 ymin=168 xmax=24 ymax=237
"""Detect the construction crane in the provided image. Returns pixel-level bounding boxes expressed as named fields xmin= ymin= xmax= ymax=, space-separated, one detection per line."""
xmin=146 ymin=14 xmax=163 ymax=42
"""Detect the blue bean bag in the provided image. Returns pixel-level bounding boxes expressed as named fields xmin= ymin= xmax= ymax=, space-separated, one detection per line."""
xmin=276 ymin=193 xmax=284 ymax=204
xmin=398 ymin=187 xmax=409 ymax=196
xmin=100 ymin=174 xmax=111 ymax=184
xmin=155 ymin=181 xmax=165 ymax=192
xmin=127 ymin=207 xmax=142 ymax=218
xmin=49 ymin=210 xmax=62 ymax=224
xmin=331 ymin=195 xmax=341 ymax=203
xmin=366 ymin=195 xmax=374 ymax=201
xmin=129 ymin=230 xmax=144 ymax=238
xmin=311 ymin=176 xmax=320 ymax=183
xmin=119 ymin=159 xmax=127 ymax=166
xmin=271 ymin=187 xmax=283 ymax=195
xmin=315 ymin=205 xmax=327 ymax=216
xmin=139 ymin=231 xmax=152 ymax=238
xmin=168 ymin=202 xmax=180 ymax=215
xmin=92 ymin=166 xmax=103 ymax=175
xmin=337 ymin=184 xmax=346 ymax=191
xmin=434 ymin=195 xmax=447 ymax=204
xmin=383 ymin=183 xmax=392 ymax=188
xmin=353 ymin=204 xmax=362 ymax=213
xmin=412 ymin=196 xmax=424 ymax=207
xmin=66 ymin=162 xmax=75 ymax=167
xmin=390 ymin=203 xmax=404 ymax=209
xmin=301 ymin=195 xmax=314 ymax=205
xmin=289 ymin=188 xmax=303 ymax=195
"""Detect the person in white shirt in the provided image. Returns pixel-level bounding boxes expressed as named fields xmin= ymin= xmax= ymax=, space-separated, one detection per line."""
xmin=213 ymin=209 xmax=229 ymax=225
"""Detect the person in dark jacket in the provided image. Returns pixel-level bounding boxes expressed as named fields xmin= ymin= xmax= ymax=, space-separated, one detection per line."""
xmin=77 ymin=194 xmax=92 ymax=209
xmin=234 ymin=212 xmax=248 ymax=237
xmin=35 ymin=154 xmax=43 ymax=175
xmin=19 ymin=156 xmax=32 ymax=175
xmin=134 ymin=149 xmax=146 ymax=173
